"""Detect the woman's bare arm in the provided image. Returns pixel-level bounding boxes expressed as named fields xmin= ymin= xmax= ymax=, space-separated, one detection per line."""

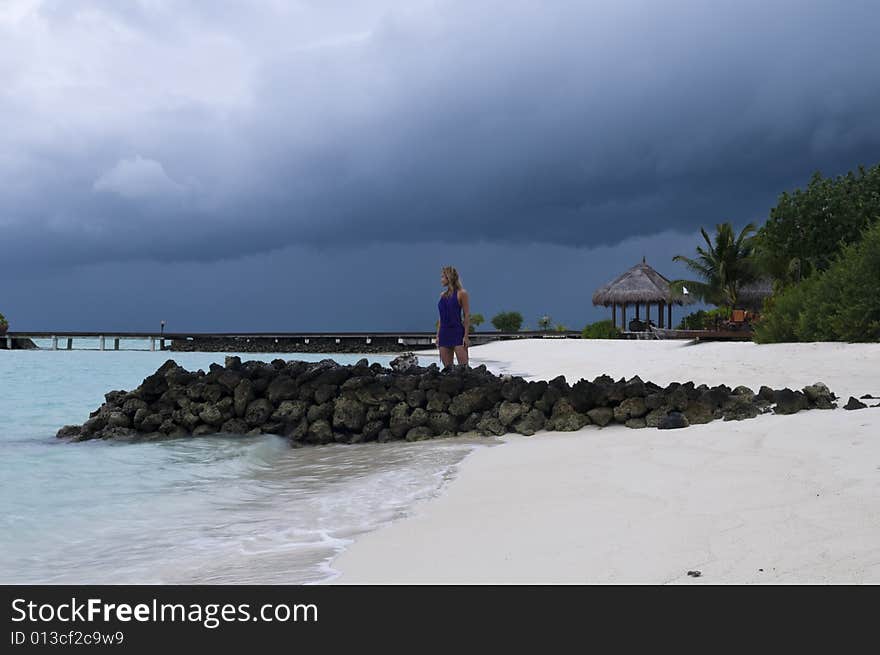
xmin=459 ymin=290 xmax=470 ymax=344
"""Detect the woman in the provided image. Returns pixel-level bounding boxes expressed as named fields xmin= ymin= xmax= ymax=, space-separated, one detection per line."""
xmin=436 ymin=266 xmax=470 ymax=368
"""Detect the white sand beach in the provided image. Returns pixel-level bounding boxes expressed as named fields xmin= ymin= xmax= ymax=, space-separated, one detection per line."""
xmin=331 ymin=339 xmax=880 ymax=583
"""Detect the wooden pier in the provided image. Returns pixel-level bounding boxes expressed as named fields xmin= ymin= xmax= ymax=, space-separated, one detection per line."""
xmin=1 ymin=330 xmax=585 ymax=352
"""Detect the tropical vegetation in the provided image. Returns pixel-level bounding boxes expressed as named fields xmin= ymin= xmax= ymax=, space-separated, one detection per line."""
xmin=666 ymin=162 xmax=880 ymax=343
xmin=670 ymin=222 xmax=759 ymax=310
xmin=469 ymin=313 xmax=485 ymax=333
xmin=755 ymin=164 xmax=880 ymax=285
xmin=581 ymin=319 xmax=619 ymax=339
xmin=676 ymin=307 xmax=731 ymax=330
xmin=491 ymin=311 xmax=523 ymax=332
xmin=755 ymin=219 xmax=880 ymax=342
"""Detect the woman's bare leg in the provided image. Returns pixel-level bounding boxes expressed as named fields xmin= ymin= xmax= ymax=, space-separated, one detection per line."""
xmin=453 ymin=345 xmax=469 ymax=366
xmin=439 ymin=347 xmax=455 ymax=367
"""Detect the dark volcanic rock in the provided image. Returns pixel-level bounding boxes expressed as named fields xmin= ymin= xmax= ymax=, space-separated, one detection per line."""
xmin=245 ymin=399 xmax=274 ymax=427
xmin=307 ymin=402 xmax=333 ymax=423
xmin=844 ymin=396 xmax=868 ymax=410
xmin=624 ymin=376 xmax=647 ymax=398
xmin=476 ymin=416 xmax=506 ymax=436
xmin=513 ymin=409 xmax=545 ymax=436
xmin=390 ymin=353 xmax=419 ymax=373
xmin=613 ymin=397 xmax=647 ymax=422
xmin=802 ymin=382 xmax=836 ymax=410
xmin=272 ymin=400 xmax=308 ymax=424
xmin=333 ymin=397 xmax=367 ymax=431
xmin=307 ymin=419 xmax=333 ymax=444
xmin=684 ymin=402 xmax=715 ymax=425
xmin=233 ymin=379 xmax=255 ymax=418
xmin=428 ymin=412 xmax=458 ymax=436
xmin=221 ymin=418 xmax=249 ymax=434
xmin=773 ymin=389 xmax=809 ymax=415
xmin=758 ymin=386 xmax=776 ymax=403
xmin=56 ymin=424 xmax=82 ymax=439
xmin=547 ymin=411 xmax=590 ymax=431
xmin=658 ymin=412 xmax=689 ymax=430
xmin=267 ymin=376 xmax=299 ymax=404
xmin=497 ymin=401 xmax=524 ymax=427
xmin=406 ymin=426 xmax=435 ymax=441
xmin=587 ymin=407 xmax=613 ymax=427
xmin=60 ymin=357 xmax=838 ymax=445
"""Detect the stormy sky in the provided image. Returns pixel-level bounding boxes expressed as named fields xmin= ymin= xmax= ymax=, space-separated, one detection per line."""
xmin=2 ymin=0 xmax=879 ymax=332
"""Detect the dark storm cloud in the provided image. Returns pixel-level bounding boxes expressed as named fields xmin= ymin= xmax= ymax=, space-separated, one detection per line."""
xmin=2 ymin=0 xmax=880 ymax=270
xmin=1 ymin=231 xmax=701 ymax=332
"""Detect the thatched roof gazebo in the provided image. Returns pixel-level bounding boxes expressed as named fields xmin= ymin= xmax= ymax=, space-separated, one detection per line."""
xmin=592 ymin=258 xmax=696 ymax=331
xmin=737 ymin=278 xmax=774 ymax=311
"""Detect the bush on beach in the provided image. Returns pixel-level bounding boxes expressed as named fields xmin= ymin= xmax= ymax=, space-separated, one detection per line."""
xmin=491 ymin=311 xmax=523 ymax=332
xmin=677 ymin=307 xmax=731 ymax=330
xmin=581 ymin=319 xmax=620 ymax=339
xmin=754 ymin=219 xmax=880 ymax=343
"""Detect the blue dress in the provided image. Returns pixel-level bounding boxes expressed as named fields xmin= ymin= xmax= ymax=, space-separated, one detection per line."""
xmin=437 ymin=290 xmax=465 ymax=347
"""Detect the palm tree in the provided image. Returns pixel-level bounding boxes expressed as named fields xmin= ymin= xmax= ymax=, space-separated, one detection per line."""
xmin=671 ymin=222 xmax=758 ymax=310
xmin=469 ymin=313 xmax=485 ymax=334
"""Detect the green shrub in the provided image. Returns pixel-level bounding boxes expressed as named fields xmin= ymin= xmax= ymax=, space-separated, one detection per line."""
xmin=755 ymin=219 xmax=880 ymax=342
xmin=581 ymin=319 xmax=620 ymax=339
xmin=491 ymin=311 xmax=524 ymax=333
xmin=677 ymin=307 xmax=731 ymax=330
xmin=753 ymin=278 xmax=818 ymax=342
xmin=0 ymin=313 xmax=7 ymax=328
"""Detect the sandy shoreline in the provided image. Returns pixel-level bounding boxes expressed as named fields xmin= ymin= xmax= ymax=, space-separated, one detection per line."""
xmin=330 ymin=339 xmax=880 ymax=583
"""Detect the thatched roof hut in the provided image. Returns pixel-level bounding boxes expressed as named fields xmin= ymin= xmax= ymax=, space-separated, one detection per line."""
xmin=593 ymin=259 xmax=696 ymax=307
xmin=738 ymin=278 xmax=774 ymax=310
xmin=592 ymin=258 xmax=695 ymax=331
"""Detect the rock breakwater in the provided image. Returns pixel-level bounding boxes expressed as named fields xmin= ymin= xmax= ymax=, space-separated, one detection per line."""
xmin=57 ymin=355 xmax=841 ymax=444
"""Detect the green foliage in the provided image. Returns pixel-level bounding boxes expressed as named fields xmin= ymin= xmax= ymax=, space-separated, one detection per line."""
xmin=581 ymin=319 xmax=620 ymax=339
xmin=0 ymin=313 xmax=7 ymax=330
xmin=470 ymin=313 xmax=485 ymax=330
xmin=491 ymin=311 xmax=523 ymax=333
xmin=677 ymin=307 xmax=731 ymax=330
xmin=671 ymin=222 xmax=759 ymax=309
xmin=755 ymin=164 xmax=880 ymax=284
xmin=554 ymin=323 xmax=568 ymax=332
xmin=754 ymin=219 xmax=880 ymax=343
xmin=537 ymin=315 xmax=552 ymax=331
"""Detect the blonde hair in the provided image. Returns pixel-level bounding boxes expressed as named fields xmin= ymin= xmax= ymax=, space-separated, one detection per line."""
xmin=441 ymin=266 xmax=462 ymax=296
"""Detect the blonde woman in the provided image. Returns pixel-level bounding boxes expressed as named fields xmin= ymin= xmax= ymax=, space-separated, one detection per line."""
xmin=436 ymin=266 xmax=470 ymax=368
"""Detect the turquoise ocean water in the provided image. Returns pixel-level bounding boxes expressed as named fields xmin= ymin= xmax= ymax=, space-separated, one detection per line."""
xmin=0 ymin=344 xmax=481 ymax=583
